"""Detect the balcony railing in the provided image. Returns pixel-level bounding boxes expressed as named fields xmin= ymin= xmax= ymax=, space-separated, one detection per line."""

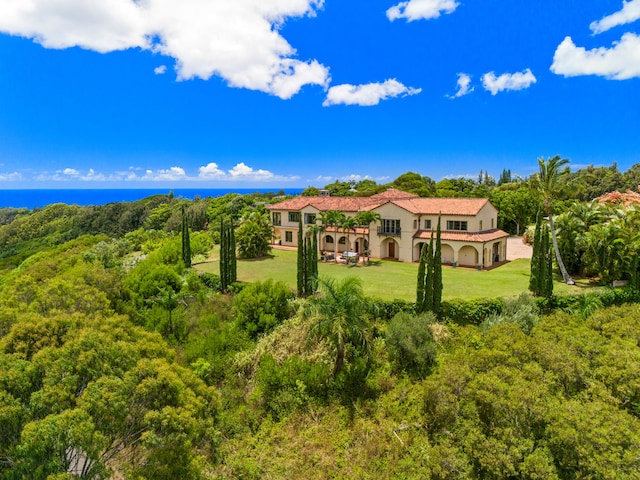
xmin=273 ymin=220 xmax=282 ymax=226
xmin=377 ymin=226 xmax=401 ymax=237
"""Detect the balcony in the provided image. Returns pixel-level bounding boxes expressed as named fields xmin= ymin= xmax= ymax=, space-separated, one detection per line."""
xmin=377 ymin=226 xmax=401 ymax=237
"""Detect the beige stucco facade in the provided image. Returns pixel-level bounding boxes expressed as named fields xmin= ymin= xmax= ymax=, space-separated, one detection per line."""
xmin=268 ymin=190 xmax=509 ymax=268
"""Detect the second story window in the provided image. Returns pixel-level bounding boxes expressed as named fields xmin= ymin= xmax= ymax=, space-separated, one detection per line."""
xmin=379 ymin=219 xmax=401 ymax=236
xmin=424 ymin=219 xmax=432 ymax=230
xmin=447 ymin=220 xmax=468 ymax=231
xmin=305 ymin=213 xmax=316 ymax=224
xmin=479 ymin=220 xmax=483 ymax=231
xmin=272 ymin=212 xmax=282 ymax=226
xmin=288 ymin=212 xmax=301 ymax=223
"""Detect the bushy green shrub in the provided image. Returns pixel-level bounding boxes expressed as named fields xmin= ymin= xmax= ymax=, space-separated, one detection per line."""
xmin=440 ymin=297 xmax=504 ymax=325
xmin=370 ymin=298 xmax=415 ymax=320
xmin=386 ymin=311 xmax=438 ymax=377
xmin=232 ymin=280 xmax=294 ymax=339
xmin=480 ymin=292 xmax=539 ymax=334
xmin=255 ymin=354 xmax=329 ymax=419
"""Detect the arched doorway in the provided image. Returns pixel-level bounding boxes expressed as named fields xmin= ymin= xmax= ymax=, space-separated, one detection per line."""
xmin=441 ymin=244 xmax=454 ymax=264
xmin=458 ymin=245 xmax=479 ymax=266
xmin=382 ymin=239 xmax=399 ymax=260
xmin=414 ymin=242 xmax=427 ymax=262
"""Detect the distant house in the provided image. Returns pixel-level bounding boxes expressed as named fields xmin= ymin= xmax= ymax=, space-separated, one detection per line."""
xmin=267 ymin=188 xmax=509 ymax=268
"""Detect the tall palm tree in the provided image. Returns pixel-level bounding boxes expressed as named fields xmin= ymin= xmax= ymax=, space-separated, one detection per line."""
xmin=341 ymin=216 xmax=358 ymax=263
xmin=532 ymin=156 xmax=575 ymax=285
xmin=355 ymin=210 xmax=382 ymax=264
xmin=318 ymin=210 xmax=345 ymax=262
xmin=303 ymin=276 xmax=371 ymax=377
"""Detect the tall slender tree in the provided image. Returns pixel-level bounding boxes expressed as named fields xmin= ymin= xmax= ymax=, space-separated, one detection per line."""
xmin=181 ymin=204 xmax=191 ymax=268
xmin=354 ymin=210 xmax=381 ymax=264
xmin=416 ymin=241 xmax=427 ymax=311
xmin=532 ymin=155 xmax=575 ymax=285
xmin=432 ymin=215 xmax=443 ymax=314
xmin=529 ymin=210 xmax=543 ymax=293
xmin=297 ymin=218 xmax=305 ymax=296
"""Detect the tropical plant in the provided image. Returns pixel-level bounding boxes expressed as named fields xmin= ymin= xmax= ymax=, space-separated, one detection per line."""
xmin=303 ymin=276 xmax=372 ymax=377
xmin=318 ymin=210 xmax=345 ymax=262
xmin=235 ymin=208 xmax=272 ymax=259
xmin=354 ymin=210 xmax=382 ymax=263
xmin=531 ymin=155 xmax=575 ymax=285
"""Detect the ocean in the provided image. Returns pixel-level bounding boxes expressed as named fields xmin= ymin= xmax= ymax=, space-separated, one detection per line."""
xmin=0 ymin=188 xmax=303 ymax=210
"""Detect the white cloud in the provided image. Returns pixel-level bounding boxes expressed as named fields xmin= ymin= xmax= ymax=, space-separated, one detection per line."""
xmin=323 ymin=79 xmax=421 ymax=106
xmin=341 ymin=174 xmax=373 ymax=182
xmin=154 ymin=65 xmax=167 ymax=75
xmin=228 ymin=162 xmax=275 ymax=181
xmin=590 ymin=0 xmax=640 ymax=34
xmin=386 ymin=0 xmax=459 ymax=22
xmin=143 ymin=166 xmax=187 ymax=181
xmin=481 ymin=69 xmax=537 ymax=95
xmin=0 ymin=172 xmax=22 ymax=182
xmin=551 ymin=34 xmax=640 ymax=80
xmin=447 ymin=73 xmax=474 ymax=98
xmin=198 ymin=162 xmax=225 ymax=179
xmin=0 ymin=0 xmax=330 ymax=99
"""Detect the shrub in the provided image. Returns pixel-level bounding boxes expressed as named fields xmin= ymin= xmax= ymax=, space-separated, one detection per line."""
xmin=232 ymin=280 xmax=294 ymax=339
xmin=386 ymin=311 xmax=438 ymax=377
xmin=440 ymin=297 xmax=504 ymax=325
xmin=480 ymin=292 xmax=539 ymax=334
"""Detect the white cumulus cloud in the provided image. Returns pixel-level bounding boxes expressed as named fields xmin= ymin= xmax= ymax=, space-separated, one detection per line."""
xmin=142 ymin=166 xmax=187 ymax=181
xmin=447 ymin=73 xmax=474 ymax=98
xmin=551 ymin=34 xmax=640 ymax=80
xmin=590 ymin=0 xmax=640 ymax=34
xmin=481 ymin=69 xmax=537 ymax=95
xmin=154 ymin=65 xmax=167 ymax=75
xmin=323 ymin=79 xmax=421 ymax=106
xmin=228 ymin=162 xmax=275 ymax=181
xmin=198 ymin=162 xmax=225 ymax=179
xmin=0 ymin=0 xmax=330 ymax=99
xmin=386 ymin=0 xmax=459 ymax=22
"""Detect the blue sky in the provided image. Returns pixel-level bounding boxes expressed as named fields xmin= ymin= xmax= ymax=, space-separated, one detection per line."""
xmin=0 ymin=0 xmax=639 ymax=189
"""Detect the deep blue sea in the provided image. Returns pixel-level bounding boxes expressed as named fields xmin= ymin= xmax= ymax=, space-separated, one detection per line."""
xmin=0 ymin=188 xmax=303 ymax=210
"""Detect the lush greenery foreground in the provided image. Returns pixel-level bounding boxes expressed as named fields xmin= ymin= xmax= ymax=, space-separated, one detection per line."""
xmin=1 ymin=161 xmax=640 ymax=479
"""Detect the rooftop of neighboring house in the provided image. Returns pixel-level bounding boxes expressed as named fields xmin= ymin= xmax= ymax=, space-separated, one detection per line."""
xmin=268 ymin=188 xmax=493 ymax=217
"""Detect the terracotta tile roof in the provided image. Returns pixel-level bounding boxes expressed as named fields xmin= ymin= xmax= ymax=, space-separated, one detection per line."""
xmin=267 ymin=190 xmax=492 ymax=217
xmin=414 ymin=228 xmax=509 ymax=243
xmin=267 ymin=196 xmax=380 ymax=212
xmin=390 ymin=198 xmax=491 ymax=216
xmin=369 ymin=188 xmax=418 ymax=201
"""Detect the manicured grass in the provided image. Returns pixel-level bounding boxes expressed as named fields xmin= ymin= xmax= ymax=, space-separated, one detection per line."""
xmin=195 ymin=247 xmax=595 ymax=301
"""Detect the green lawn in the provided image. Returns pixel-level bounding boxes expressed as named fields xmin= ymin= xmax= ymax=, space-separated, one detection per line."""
xmin=195 ymin=247 xmax=595 ymax=301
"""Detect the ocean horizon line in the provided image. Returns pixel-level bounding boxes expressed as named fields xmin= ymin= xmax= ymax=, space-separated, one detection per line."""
xmin=0 ymin=187 xmax=303 ymax=210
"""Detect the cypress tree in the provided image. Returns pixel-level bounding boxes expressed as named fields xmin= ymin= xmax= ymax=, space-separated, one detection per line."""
xmin=416 ymin=242 xmax=427 ymax=312
xmin=297 ymin=219 xmax=305 ymax=296
xmin=229 ymin=220 xmax=237 ymax=284
xmin=220 ymin=218 xmax=228 ymax=291
xmin=181 ymin=204 xmax=191 ymax=268
xmin=312 ymin=229 xmax=319 ymax=293
xmin=529 ymin=210 xmax=542 ymax=294
xmin=423 ymin=234 xmax=435 ymax=313
xmin=433 ymin=215 xmax=443 ymax=314
xmin=541 ymin=223 xmax=554 ymax=298
xmin=305 ymin=235 xmax=314 ymax=295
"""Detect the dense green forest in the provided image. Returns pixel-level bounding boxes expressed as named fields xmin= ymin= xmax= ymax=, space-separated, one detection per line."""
xmin=1 ymin=161 xmax=640 ymax=478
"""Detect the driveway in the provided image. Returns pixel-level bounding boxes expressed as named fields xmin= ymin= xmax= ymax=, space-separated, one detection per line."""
xmin=506 ymin=235 xmax=532 ymax=261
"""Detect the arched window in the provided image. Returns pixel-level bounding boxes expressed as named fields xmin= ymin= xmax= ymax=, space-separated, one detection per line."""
xmin=325 ymin=235 xmax=334 ymax=244
xmin=338 ymin=237 xmax=346 ymax=244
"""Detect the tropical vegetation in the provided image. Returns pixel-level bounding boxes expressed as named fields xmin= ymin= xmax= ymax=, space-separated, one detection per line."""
xmin=1 ymin=160 xmax=640 ymax=478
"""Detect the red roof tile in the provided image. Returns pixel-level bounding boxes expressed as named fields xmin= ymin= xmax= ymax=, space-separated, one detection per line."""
xmin=414 ymin=229 xmax=509 ymax=243
xmin=390 ymin=198 xmax=491 ymax=216
xmin=268 ymin=190 xmax=493 ymax=217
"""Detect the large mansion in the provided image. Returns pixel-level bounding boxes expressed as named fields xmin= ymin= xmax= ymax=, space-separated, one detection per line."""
xmin=267 ymin=189 xmax=510 ymax=268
